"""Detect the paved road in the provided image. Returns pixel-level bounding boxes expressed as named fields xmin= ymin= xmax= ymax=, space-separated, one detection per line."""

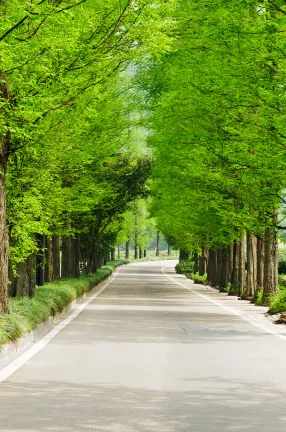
xmin=1 ymin=260 xmax=286 ymax=431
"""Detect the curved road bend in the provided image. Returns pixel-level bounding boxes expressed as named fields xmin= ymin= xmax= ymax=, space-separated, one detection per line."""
xmin=1 ymin=261 xmax=286 ymax=431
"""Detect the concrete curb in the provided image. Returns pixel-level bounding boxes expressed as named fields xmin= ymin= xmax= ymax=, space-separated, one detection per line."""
xmin=0 ymin=272 xmax=117 ymax=368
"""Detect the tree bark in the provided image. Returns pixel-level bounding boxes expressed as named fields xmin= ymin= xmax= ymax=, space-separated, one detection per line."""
xmin=227 ymin=244 xmax=233 ymax=284
xmin=156 ymin=231 xmax=160 ymax=256
xmin=111 ymin=247 xmax=115 ymax=262
xmin=62 ymin=236 xmax=72 ymax=278
xmin=231 ymin=241 xmax=239 ymax=288
xmin=52 ymin=235 xmax=61 ymax=279
xmin=193 ymin=253 xmax=199 ymax=274
xmin=125 ymin=239 xmax=130 ymax=259
xmin=245 ymin=231 xmax=257 ymax=297
xmin=264 ymin=222 xmax=279 ymax=296
xmin=216 ymin=249 xmax=223 ymax=286
xmin=0 ymin=120 xmax=9 ymax=311
xmin=36 ymin=234 xmax=45 ymax=286
xmin=134 ymin=230 xmax=138 ymax=259
xmin=139 ymin=246 xmax=142 ymax=259
xmin=168 ymin=244 xmax=171 ymax=256
xmin=238 ymin=235 xmax=245 ymax=296
xmin=221 ymin=247 xmax=228 ymax=287
xmin=73 ymin=235 xmax=80 ymax=277
xmin=10 ymin=254 xmax=36 ymax=298
xmin=257 ymin=236 xmax=265 ymax=289
xmin=199 ymin=245 xmax=208 ymax=276
xmin=45 ymin=237 xmax=54 ymax=283
xmin=207 ymin=250 xmax=216 ymax=284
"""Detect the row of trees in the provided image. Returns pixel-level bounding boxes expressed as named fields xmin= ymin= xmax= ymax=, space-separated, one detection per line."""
xmin=137 ymin=0 xmax=286 ymax=300
xmin=0 ymin=0 xmax=177 ymax=312
xmin=117 ymin=199 xmax=166 ymax=259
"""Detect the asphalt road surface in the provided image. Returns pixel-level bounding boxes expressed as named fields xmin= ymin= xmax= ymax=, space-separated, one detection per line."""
xmin=1 ymin=260 xmax=286 ymax=431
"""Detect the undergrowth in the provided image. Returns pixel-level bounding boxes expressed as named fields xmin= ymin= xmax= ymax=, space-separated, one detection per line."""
xmin=0 ymin=260 xmax=125 ymax=347
xmin=268 ymin=286 xmax=286 ymax=314
xmin=190 ymin=272 xmax=207 ymax=284
xmin=175 ymin=259 xmax=194 ymax=275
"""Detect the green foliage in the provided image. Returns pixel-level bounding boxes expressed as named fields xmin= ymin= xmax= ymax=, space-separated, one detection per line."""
xmin=269 ymin=287 xmax=286 ymax=314
xmin=254 ymin=288 xmax=265 ymax=307
xmin=0 ymin=260 xmax=125 ymax=346
xmin=191 ymin=273 xmax=208 ymax=284
xmin=175 ymin=260 xmax=194 ymax=275
xmin=175 ymin=260 xmax=207 ymax=284
xmin=135 ymin=0 xmax=286 ymax=257
xmin=0 ymin=0 xmax=178 ymax=269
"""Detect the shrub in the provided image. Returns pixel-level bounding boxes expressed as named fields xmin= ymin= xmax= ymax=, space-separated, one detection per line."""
xmin=269 ymin=286 xmax=286 ymax=314
xmin=175 ymin=259 xmax=194 ymax=275
xmin=191 ymin=272 xmax=207 ymax=284
xmin=254 ymin=288 xmax=265 ymax=306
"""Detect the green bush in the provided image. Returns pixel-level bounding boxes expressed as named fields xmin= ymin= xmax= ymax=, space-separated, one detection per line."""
xmin=254 ymin=288 xmax=265 ymax=306
xmin=0 ymin=260 xmax=125 ymax=347
xmin=190 ymin=272 xmax=207 ymax=284
xmin=175 ymin=259 xmax=194 ymax=275
xmin=269 ymin=286 xmax=286 ymax=314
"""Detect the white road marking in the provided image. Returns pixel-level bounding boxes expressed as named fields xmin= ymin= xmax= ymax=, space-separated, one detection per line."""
xmin=162 ymin=267 xmax=286 ymax=341
xmin=0 ymin=267 xmax=121 ymax=383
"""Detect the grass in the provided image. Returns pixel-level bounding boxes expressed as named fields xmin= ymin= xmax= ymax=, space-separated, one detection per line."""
xmin=0 ymin=260 xmax=125 ymax=347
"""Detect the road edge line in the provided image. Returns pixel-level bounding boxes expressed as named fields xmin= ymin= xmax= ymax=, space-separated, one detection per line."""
xmin=162 ymin=267 xmax=286 ymax=342
xmin=0 ymin=266 xmax=121 ymax=383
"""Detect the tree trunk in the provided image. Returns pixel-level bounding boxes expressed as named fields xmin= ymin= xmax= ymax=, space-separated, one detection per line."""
xmin=134 ymin=230 xmax=138 ymax=259
xmin=227 ymin=244 xmax=233 ymax=284
xmin=168 ymin=244 xmax=171 ymax=256
xmin=10 ymin=254 xmax=36 ymax=298
xmin=111 ymin=247 xmax=115 ymax=262
xmin=62 ymin=236 xmax=72 ymax=278
xmin=216 ymin=249 xmax=223 ymax=286
xmin=244 ymin=231 xmax=257 ymax=297
xmin=139 ymin=246 xmax=142 ymax=259
xmin=257 ymin=236 xmax=265 ymax=289
xmin=125 ymin=239 xmax=130 ymax=259
xmin=221 ymin=247 xmax=228 ymax=287
xmin=52 ymin=235 xmax=61 ymax=279
xmin=156 ymin=231 xmax=160 ymax=256
xmin=231 ymin=241 xmax=239 ymax=288
xmin=26 ymin=253 xmax=36 ymax=296
xmin=193 ymin=253 xmax=199 ymax=274
xmin=144 ymin=249 xmax=147 ymax=258
xmin=238 ymin=235 xmax=245 ymax=296
xmin=199 ymin=245 xmax=208 ymax=276
xmin=95 ymin=245 xmax=101 ymax=270
xmin=73 ymin=235 xmax=80 ymax=277
xmin=118 ymin=245 xmax=120 ymax=259
xmin=264 ymin=222 xmax=279 ymax=296
xmin=207 ymin=250 xmax=216 ymax=284
xmin=36 ymin=234 xmax=46 ymax=286
xmin=0 ymin=82 xmax=10 ymax=312
xmin=45 ymin=237 xmax=54 ymax=283
xmin=0 ymin=128 xmax=9 ymax=311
